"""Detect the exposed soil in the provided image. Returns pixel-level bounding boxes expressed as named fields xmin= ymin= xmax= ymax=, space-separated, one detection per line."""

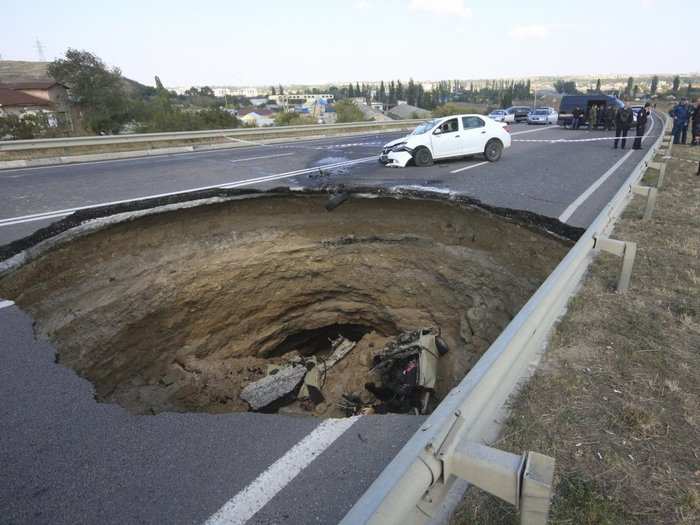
xmin=452 ymin=146 xmax=700 ymax=523
xmin=0 ymin=194 xmax=569 ymax=417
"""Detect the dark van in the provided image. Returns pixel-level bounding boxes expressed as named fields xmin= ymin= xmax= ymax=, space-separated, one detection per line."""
xmin=557 ymin=95 xmax=624 ymax=127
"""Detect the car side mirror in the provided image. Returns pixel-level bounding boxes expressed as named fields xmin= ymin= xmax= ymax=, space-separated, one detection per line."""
xmin=433 ymin=128 xmax=442 ymax=135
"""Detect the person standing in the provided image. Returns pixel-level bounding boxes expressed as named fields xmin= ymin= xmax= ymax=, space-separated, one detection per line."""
xmin=691 ymin=99 xmax=700 ymax=146
xmin=670 ymin=98 xmax=691 ymax=144
xmin=604 ymin=105 xmax=615 ymax=131
xmin=614 ymin=104 xmax=634 ymax=149
xmin=571 ymin=106 xmax=581 ymax=129
xmin=589 ymin=105 xmax=598 ymax=131
xmin=632 ymin=103 xmax=651 ymax=150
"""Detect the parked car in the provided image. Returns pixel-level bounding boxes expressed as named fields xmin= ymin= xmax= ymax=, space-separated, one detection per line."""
xmin=557 ymin=94 xmax=624 ymax=127
xmin=488 ymin=109 xmax=515 ymax=123
xmin=527 ymin=107 xmax=558 ymax=125
xmin=506 ymin=106 xmax=531 ymax=122
xmin=379 ymin=115 xmax=512 ymax=167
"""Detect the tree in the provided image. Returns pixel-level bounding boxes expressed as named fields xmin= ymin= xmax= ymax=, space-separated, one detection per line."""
xmin=270 ymin=86 xmax=276 ymax=96
xmin=688 ymin=83 xmax=693 ymax=96
xmin=595 ymin=78 xmax=601 ymax=92
xmin=650 ymin=75 xmax=658 ymax=96
xmin=633 ymin=85 xmax=640 ymax=97
xmin=334 ymin=100 xmax=366 ymax=123
xmin=378 ymin=80 xmax=386 ymax=104
xmin=553 ymin=80 xmax=578 ymax=94
xmin=672 ymin=75 xmax=680 ymax=93
xmin=278 ymin=84 xmax=284 ymax=95
xmin=48 ymin=49 xmax=130 ymax=134
xmin=348 ymin=83 xmax=354 ymax=98
xmin=199 ymin=86 xmax=214 ymax=97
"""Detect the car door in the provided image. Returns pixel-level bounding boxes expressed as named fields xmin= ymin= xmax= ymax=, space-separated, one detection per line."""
xmin=430 ymin=118 xmax=462 ymax=158
xmin=460 ymin=116 xmax=488 ymax=154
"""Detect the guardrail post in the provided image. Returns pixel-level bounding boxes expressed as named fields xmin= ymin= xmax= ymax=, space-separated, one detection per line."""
xmin=631 ymin=184 xmax=658 ymax=220
xmin=646 ymin=161 xmax=667 ymax=188
xmin=447 ymin=441 xmax=554 ymax=525
xmin=594 ymin=236 xmax=637 ymax=292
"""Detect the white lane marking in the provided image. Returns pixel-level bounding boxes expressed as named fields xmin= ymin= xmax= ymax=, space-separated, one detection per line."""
xmin=0 ymin=300 xmax=15 ymax=310
xmin=205 ymin=416 xmax=360 ymax=525
xmin=558 ymin=114 xmax=657 ymax=224
xmin=511 ymin=125 xmax=560 ymax=136
xmin=0 ymin=156 xmax=376 ymax=228
xmin=228 ymin=153 xmax=295 ymax=164
xmin=558 ymin=150 xmax=634 ymax=223
xmin=450 ymin=161 xmax=489 ymax=174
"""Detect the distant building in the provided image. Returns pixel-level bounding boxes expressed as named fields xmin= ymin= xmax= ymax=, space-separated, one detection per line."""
xmin=270 ymin=93 xmax=334 ymax=109
xmin=237 ymin=107 xmax=275 ymax=127
xmin=248 ymin=98 xmax=269 ymax=107
xmin=387 ymin=103 xmax=431 ymax=120
xmin=0 ymin=85 xmax=52 ymax=117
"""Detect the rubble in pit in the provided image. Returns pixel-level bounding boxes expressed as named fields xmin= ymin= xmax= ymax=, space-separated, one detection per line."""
xmin=246 ymin=329 xmax=448 ymax=418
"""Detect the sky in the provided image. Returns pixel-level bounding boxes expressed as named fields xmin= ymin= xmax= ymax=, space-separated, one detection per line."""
xmin=1 ymin=0 xmax=698 ymax=87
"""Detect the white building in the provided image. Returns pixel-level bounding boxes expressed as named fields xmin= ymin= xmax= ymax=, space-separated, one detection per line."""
xmin=270 ymin=93 xmax=334 ymax=109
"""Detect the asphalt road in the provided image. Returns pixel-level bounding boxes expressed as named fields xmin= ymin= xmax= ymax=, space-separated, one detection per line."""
xmin=0 ymin=118 xmax=660 ymax=524
xmin=0 ymin=117 xmax=660 ymax=244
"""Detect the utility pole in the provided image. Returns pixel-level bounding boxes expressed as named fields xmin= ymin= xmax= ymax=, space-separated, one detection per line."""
xmin=35 ymin=38 xmax=46 ymax=61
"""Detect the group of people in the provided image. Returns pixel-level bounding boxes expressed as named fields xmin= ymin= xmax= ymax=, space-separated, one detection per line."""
xmin=570 ymin=105 xmax=619 ymax=131
xmin=568 ymin=99 xmax=700 ymax=150
xmin=669 ymin=98 xmax=700 ymax=146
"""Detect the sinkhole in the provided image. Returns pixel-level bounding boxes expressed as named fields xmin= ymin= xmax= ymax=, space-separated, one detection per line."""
xmin=0 ymin=192 xmax=572 ymax=417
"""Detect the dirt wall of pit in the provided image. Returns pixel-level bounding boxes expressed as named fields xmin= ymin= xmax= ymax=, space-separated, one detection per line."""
xmin=0 ymin=193 xmax=572 ymax=417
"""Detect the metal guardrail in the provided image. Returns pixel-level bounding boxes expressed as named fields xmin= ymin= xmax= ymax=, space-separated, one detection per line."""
xmin=0 ymin=120 xmax=425 ymax=152
xmin=340 ymin=113 xmax=670 ymax=525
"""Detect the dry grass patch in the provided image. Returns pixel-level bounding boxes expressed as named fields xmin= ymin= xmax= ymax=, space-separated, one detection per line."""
xmin=453 ymin=145 xmax=700 ymax=524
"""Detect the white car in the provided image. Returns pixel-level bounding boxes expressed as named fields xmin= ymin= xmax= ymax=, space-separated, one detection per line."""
xmin=488 ymin=109 xmax=515 ymax=123
xmin=527 ymin=107 xmax=558 ymax=125
xmin=379 ymin=114 xmax=512 ymax=167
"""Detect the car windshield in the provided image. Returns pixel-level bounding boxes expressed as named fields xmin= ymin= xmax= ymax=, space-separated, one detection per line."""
xmin=411 ymin=119 xmax=439 ymax=135
xmin=490 ymin=111 xmax=504 ymax=115
xmin=534 ymin=109 xmax=548 ymax=115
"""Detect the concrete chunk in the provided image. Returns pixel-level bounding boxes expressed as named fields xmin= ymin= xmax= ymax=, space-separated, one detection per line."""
xmin=240 ymin=365 xmax=307 ymax=410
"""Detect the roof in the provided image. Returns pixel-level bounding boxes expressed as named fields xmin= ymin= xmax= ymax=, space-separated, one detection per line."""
xmin=239 ymin=108 xmax=273 ymax=117
xmin=0 ymin=86 xmax=51 ymax=107
xmin=387 ymin=104 xmax=431 ymax=119
xmin=0 ymin=60 xmax=53 ymax=83
xmin=0 ymin=81 xmax=66 ymax=90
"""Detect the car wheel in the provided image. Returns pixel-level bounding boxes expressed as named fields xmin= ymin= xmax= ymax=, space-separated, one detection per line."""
xmin=413 ymin=147 xmax=433 ymax=167
xmin=484 ymin=139 xmax=503 ymax=162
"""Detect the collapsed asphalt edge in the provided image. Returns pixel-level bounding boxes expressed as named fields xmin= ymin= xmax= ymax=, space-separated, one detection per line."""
xmin=0 ymin=185 xmax=584 ymax=269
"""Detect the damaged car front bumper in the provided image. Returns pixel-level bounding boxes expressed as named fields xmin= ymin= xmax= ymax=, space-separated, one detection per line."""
xmin=379 ymin=144 xmax=414 ymax=168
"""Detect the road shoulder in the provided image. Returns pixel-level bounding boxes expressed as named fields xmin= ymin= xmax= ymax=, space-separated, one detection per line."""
xmin=452 ymin=146 xmax=700 ymax=524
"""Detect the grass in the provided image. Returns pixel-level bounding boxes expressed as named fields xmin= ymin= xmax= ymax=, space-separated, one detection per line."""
xmin=452 ymin=143 xmax=700 ymax=524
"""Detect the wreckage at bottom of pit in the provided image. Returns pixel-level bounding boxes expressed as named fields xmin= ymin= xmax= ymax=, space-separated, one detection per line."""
xmin=239 ymin=328 xmax=449 ymax=416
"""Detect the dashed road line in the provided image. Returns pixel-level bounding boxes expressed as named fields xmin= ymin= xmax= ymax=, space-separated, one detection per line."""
xmin=450 ymin=161 xmax=489 ymax=174
xmin=204 ymin=416 xmax=360 ymax=525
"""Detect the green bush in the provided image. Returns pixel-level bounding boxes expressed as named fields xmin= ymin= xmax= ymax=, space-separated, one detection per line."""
xmin=334 ymin=100 xmax=366 ymax=123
